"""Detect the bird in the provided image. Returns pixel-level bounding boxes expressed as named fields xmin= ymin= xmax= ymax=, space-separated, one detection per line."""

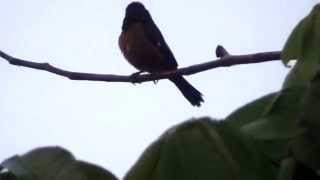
xmin=119 ymin=2 xmax=204 ymax=106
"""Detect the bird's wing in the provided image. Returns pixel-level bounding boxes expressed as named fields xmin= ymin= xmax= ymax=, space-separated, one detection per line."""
xmin=143 ymin=18 xmax=178 ymax=68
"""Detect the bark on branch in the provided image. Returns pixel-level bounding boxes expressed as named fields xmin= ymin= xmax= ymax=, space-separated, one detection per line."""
xmin=0 ymin=46 xmax=281 ymax=83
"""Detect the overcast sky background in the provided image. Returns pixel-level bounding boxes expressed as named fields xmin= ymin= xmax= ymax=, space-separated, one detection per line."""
xmin=0 ymin=0 xmax=318 ymax=177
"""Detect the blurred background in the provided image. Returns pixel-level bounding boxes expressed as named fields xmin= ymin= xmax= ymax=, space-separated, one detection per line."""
xmin=0 ymin=0 xmax=317 ymax=177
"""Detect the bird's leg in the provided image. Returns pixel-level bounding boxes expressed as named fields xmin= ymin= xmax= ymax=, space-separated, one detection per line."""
xmin=152 ymin=70 xmax=176 ymax=84
xmin=149 ymin=72 xmax=161 ymax=84
xmin=130 ymin=71 xmax=158 ymax=84
xmin=153 ymin=79 xmax=158 ymax=84
xmin=130 ymin=71 xmax=144 ymax=84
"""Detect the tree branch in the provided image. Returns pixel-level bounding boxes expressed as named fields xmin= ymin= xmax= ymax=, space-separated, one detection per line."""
xmin=0 ymin=47 xmax=281 ymax=83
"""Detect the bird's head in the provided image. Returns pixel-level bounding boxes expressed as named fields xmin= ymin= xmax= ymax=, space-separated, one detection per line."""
xmin=122 ymin=2 xmax=151 ymax=30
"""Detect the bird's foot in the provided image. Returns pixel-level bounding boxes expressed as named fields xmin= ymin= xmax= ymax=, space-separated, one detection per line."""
xmin=130 ymin=71 xmax=144 ymax=84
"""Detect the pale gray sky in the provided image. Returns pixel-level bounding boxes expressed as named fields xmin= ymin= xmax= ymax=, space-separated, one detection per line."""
xmin=0 ymin=0 xmax=317 ymax=177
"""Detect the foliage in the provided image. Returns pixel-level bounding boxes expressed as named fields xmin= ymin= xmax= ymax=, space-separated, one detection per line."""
xmin=0 ymin=147 xmax=117 ymax=180
xmin=1 ymin=3 xmax=320 ymax=180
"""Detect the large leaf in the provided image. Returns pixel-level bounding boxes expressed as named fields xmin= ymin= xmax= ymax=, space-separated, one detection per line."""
xmin=282 ymin=4 xmax=320 ymax=64
xmin=240 ymin=3 xmax=320 ymax=163
xmin=224 ymin=90 xmax=300 ymax=161
xmin=280 ymin=4 xmax=320 ymax=171
xmin=1 ymin=146 xmax=74 ymax=180
xmin=277 ymin=158 xmax=295 ymax=180
xmin=125 ymin=118 xmax=276 ymax=180
xmin=0 ymin=172 xmax=18 ymax=180
xmin=1 ymin=156 xmax=34 ymax=180
xmin=282 ymin=9 xmax=313 ymax=63
xmin=241 ymin=87 xmax=306 ymax=160
xmin=123 ymin=131 xmax=165 ymax=179
xmin=291 ymin=72 xmax=320 ymax=171
xmin=0 ymin=147 xmax=117 ymax=180
xmin=225 ymin=92 xmax=278 ymax=129
xmin=282 ymin=4 xmax=320 ymax=88
xmin=54 ymin=161 xmax=117 ymax=180
xmin=241 ymin=88 xmax=305 ymax=140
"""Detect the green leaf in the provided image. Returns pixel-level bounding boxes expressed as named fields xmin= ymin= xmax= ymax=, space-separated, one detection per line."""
xmin=291 ymin=72 xmax=320 ymax=171
xmin=0 ymin=147 xmax=117 ymax=180
xmin=125 ymin=118 xmax=277 ymax=180
xmin=53 ymin=161 xmax=117 ymax=180
xmin=281 ymin=14 xmax=312 ymax=63
xmin=1 ymin=156 xmax=35 ymax=180
xmin=21 ymin=146 xmax=75 ymax=180
xmin=299 ymin=72 xmax=320 ymax=140
xmin=211 ymin=121 xmax=278 ymax=180
xmin=282 ymin=4 xmax=320 ymax=64
xmin=0 ymin=172 xmax=18 ymax=180
xmin=124 ymin=132 xmax=165 ymax=180
xmin=225 ymin=92 xmax=278 ymax=129
xmin=282 ymin=58 xmax=319 ymax=89
xmin=291 ymin=135 xmax=320 ymax=173
xmin=241 ymin=88 xmax=306 ymax=160
xmin=51 ymin=162 xmax=84 ymax=180
xmin=77 ymin=161 xmax=117 ymax=180
xmin=282 ymin=4 xmax=320 ymax=88
xmin=241 ymin=88 xmax=305 ymax=140
xmin=277 ymin=158 xmax=295 ymax=180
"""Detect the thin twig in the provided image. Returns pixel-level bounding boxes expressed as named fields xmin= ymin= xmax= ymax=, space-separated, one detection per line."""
xmin=0 ymin=47 xmax=281 ymax=83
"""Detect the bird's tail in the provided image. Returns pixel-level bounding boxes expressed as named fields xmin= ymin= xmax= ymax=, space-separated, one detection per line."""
xmin=169 ymin=76 xmax=204 ymax=107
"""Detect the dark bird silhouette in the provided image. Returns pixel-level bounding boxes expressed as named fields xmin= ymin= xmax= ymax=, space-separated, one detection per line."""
xmin=119 ymin=2 xmax=204 ymax=106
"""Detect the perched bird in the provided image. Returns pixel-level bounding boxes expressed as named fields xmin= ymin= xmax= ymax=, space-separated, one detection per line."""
xmin=119 ymin=2 xmax=204 ymax=106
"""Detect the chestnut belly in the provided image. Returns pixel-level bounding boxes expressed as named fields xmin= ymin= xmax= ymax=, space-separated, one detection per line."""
xmin=119 ymin=23 xmax=176 ymax=73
